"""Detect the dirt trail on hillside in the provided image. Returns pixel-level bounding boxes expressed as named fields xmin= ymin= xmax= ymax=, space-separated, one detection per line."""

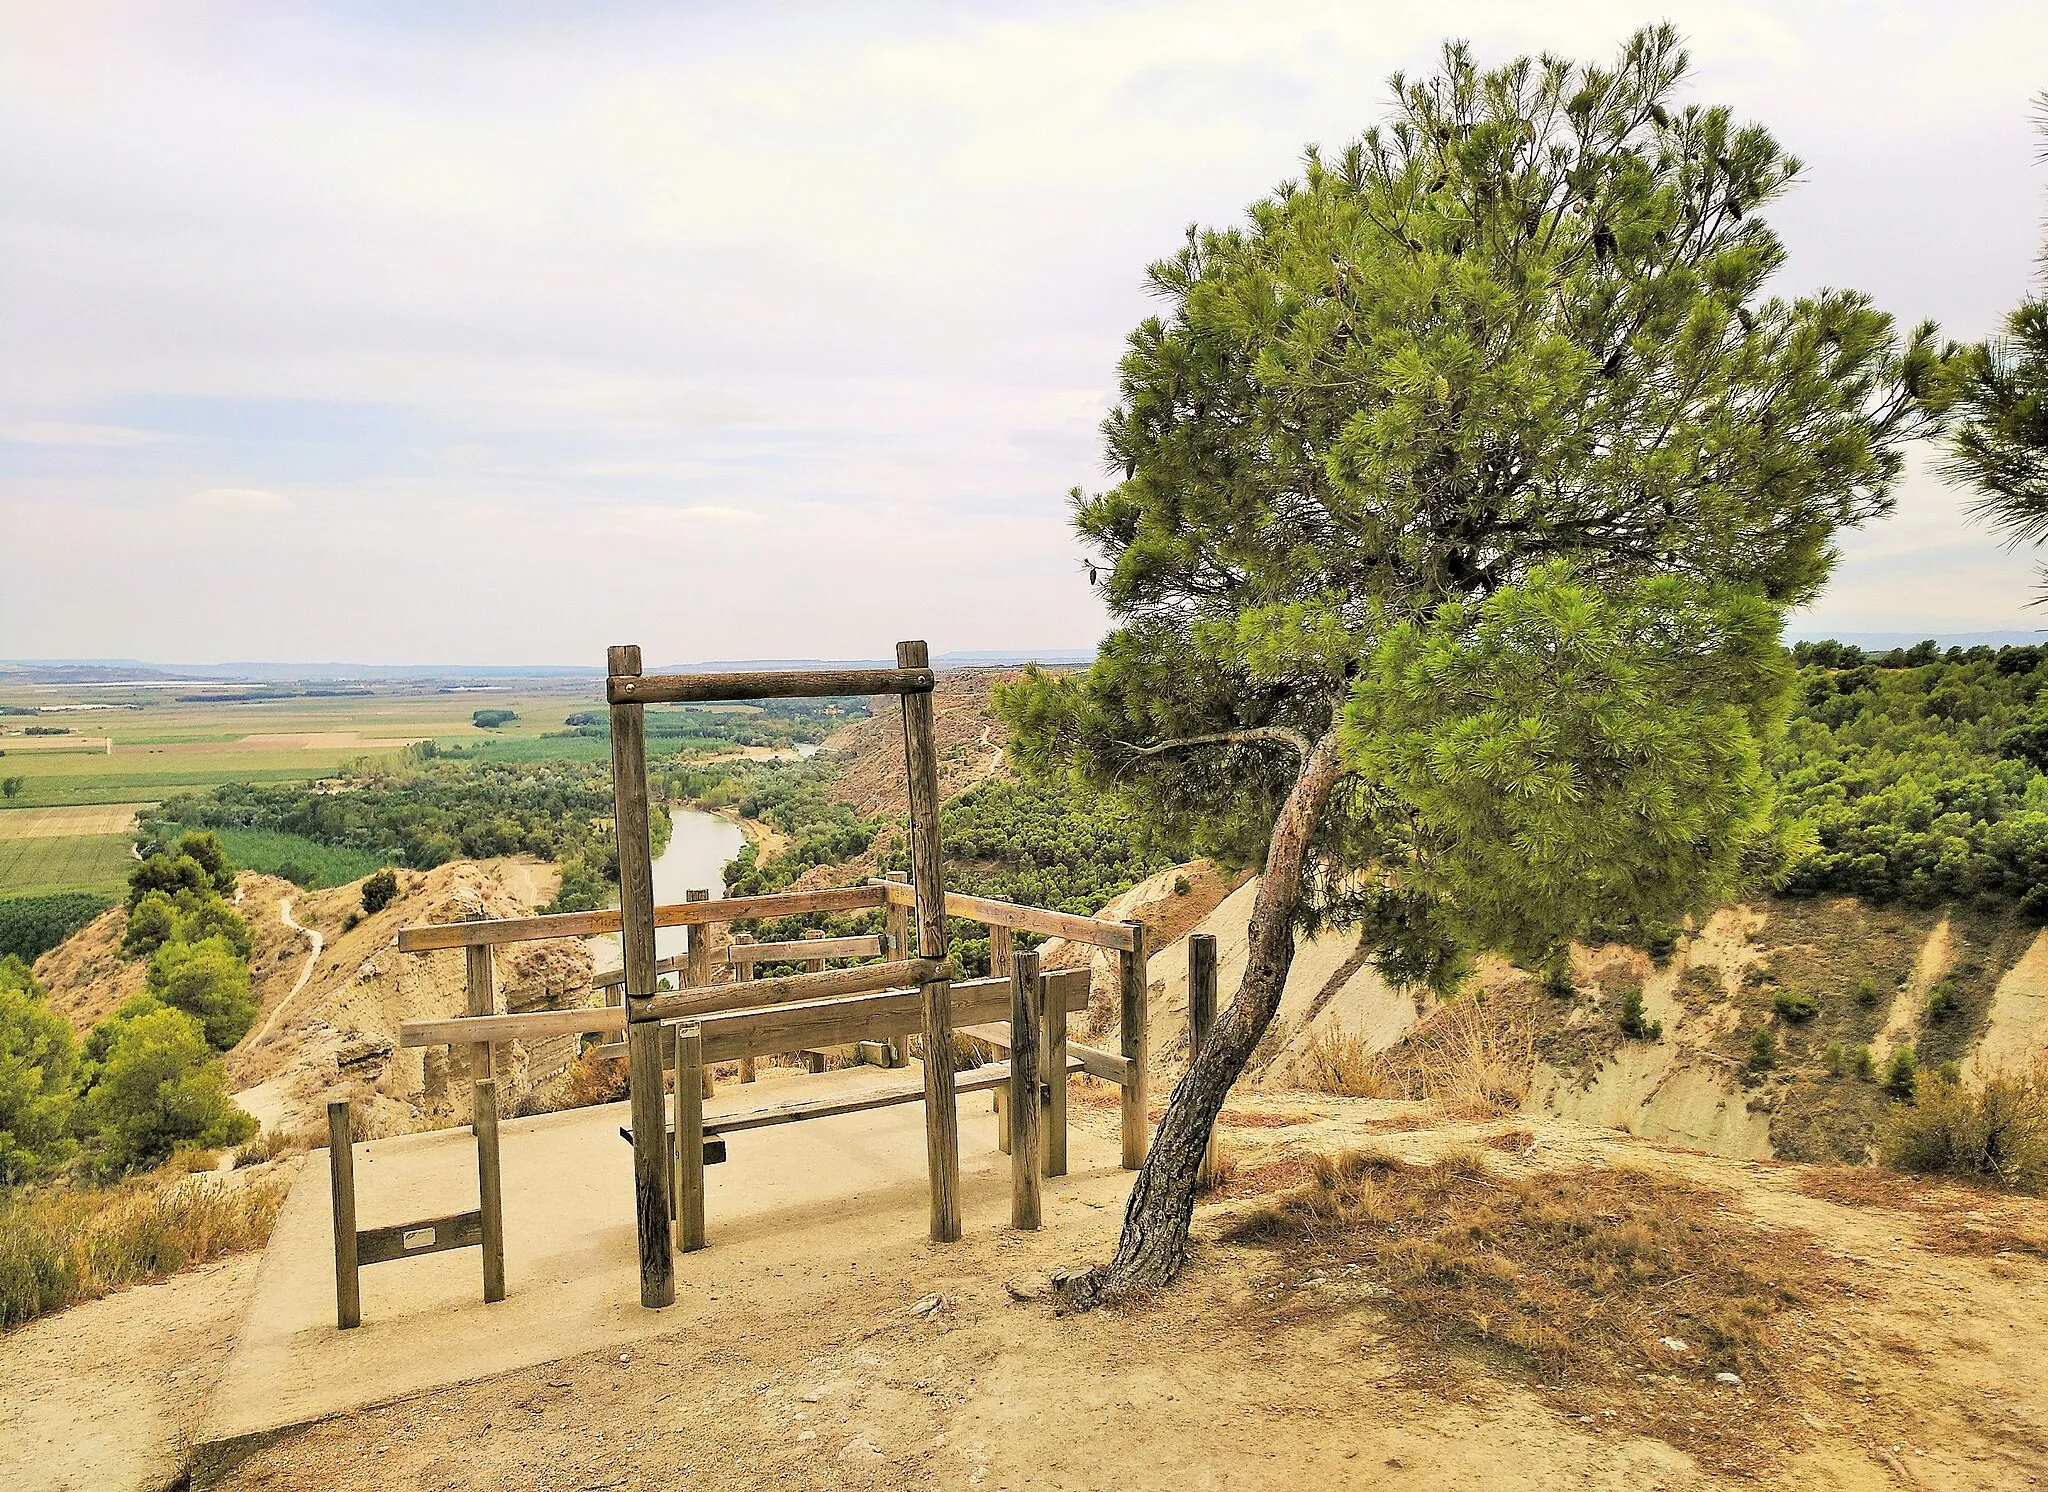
xmin=248 ymin=897 xmax=322 ymax=1050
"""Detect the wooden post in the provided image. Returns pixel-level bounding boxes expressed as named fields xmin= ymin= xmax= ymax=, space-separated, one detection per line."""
xmin=673 ymin=1023 xmax=707 ymax=1252
xmin=1119 ymin=920 xmax=1149 ymax=1170
xmin=731 ymin=933 xmax=757 ymax=1082
xmin=328 ymin=1100 xmax=360 ymax=1330
xmin=464 ymin=943 xmax=495 ymax=1115
xmin=686 ymin=888 xmax=715 ymax=1098
xmin=990 ymin=922 xmax=1014 ymax=1151
xmin=883 ymin=872 xmax=911 ymax=1067
xmin=475 ymin=1078 xmax=506 ymax=1303
xmin=1040 ymin=951 xmax=1068 ymax=1178
xmin=802 ymin=929 xmax=828 ymax=1073
xmin=1188 ymin=932 xmax=1220 ymax=1188
xmin=898 ymin=640 xmax=961 ymax=1243
xmin=610 ymin=643 xmax=674 ymax=1309
xmin=1008 ymin=950 xmax=1042 ymax=1230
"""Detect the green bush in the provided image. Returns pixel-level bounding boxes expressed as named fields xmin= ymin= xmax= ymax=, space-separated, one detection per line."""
xmin=77 ymin=1003 xmax=254 ymax=1174
xmin=0 ymin=959 xmax=76 ymax=1183
xmin=1880 ymin=1064 xmax=2048 ymax=1193
xmin=1925 ymin=979 xmax=1966 ymax=1021
xmin=125 ymin=853 xmax=210 ymax=910
xmin=0 ymin=893 xmax=113 ymax=963
xmin=1850 ymin=978 xmax=1884 ymax=1010
xmin=471 ymin=709 xmax=518 ymax=729
xmin=1747 ymin=1026 xmax=1777 ymax=1073
xmin=1772 ymin=988 xmax=1821 ymax=1023
xmin=360 ymin=867 xmax=400 ymax=915
xmin=1852 ymin=1044 xmax=1876 ymax=1081
xmin=1617 ymin=987 xmax=1662 ymax=1041
xmin=175 ymin=831 xmax=237 ymax=894
xmin=146 ymin=937 xmax=256 ymax=1050
xmin=1886 ymin=1044 xmax=1919 ymax=1100
xmin=122 ymin=890 xmax=180 ymax=957
xmin=1822 ymin=1041 xmax=1848 ymax=1078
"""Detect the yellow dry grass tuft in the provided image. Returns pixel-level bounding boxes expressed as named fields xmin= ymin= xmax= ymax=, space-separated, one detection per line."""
xmin=1879 ymin=1057 xmax=2048 ymax=1194
xmin=0 ymin=1169 xmax=288 ymax=1330
xmin=1406 ymin=996 xmax=1536 ymax=1119
xmin=1221 ymin=1148 xmax=1822 ymax=1472
xmin=1300 ymin=1021 xmax=1396 ymax=1097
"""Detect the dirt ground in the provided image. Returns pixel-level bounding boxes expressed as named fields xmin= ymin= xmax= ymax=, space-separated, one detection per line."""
xmin=25 ymin=1100 xmax=2017 ymax=1492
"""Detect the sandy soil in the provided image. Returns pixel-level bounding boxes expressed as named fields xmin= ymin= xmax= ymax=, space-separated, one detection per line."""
xmin=0 ymin=1254 xmax=262 ymax=1492
xmin=188 ymin=1106 xmax=2048 ymax=1492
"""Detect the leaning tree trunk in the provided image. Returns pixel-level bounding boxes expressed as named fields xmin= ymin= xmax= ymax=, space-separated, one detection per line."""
xmin=1058 ymin=730 xmax=1346 ymax=1309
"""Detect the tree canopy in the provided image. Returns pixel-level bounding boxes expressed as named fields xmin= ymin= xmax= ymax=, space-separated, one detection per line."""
xmin=1002 ymin=25 xmax=1943 ymax=973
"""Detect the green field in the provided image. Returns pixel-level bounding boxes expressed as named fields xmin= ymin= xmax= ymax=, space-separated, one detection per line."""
xmin=157 ymin=825 xmax=390 ymax=889
xmin=0 ymin=677 xmax=605 ymax=895
xmin=0 ymin=833 xmax=135 ymax=896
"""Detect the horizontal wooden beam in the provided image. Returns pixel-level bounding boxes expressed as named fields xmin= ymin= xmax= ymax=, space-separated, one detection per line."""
xmin=396 ymin=884 xmax=888 ymax=953
xmin=607 ymin=667 xmax=933 ymax=706
xmin=399 ymin=967 xmax=1089 ymax=1060
xmin=957 ymin=1021 xmax=1134 ymax=1085
xmin=702 ymin=1056 xmax=1083 ymax=1136
xmin=629 ymin=957 xmax=952 ymax=1023
xmin=726 ymin=934 xmax=885 ymax=966
xmin=356 ymin=1209 xmax=482 ymax=1267
xmin=873 ymin=880 xmax=1137 ymax=951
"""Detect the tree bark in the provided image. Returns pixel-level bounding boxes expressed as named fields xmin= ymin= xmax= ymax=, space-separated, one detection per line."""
xmin=1057 ymin=730 xmax=1346 ymax=1309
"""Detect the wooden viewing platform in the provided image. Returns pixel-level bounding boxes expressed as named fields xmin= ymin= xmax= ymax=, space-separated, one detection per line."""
xmin=376 ymin=640 xmax=1156 ymax=1319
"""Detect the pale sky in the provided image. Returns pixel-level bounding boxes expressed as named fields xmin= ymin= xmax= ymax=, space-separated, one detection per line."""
xmin=3 ymin=1 xmax=2045 ymax=666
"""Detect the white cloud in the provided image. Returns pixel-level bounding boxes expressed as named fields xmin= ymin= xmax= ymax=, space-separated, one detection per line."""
xmin=187 ymin=487 xmax=289 ymax=513
xmin=2 ymin=2 xmax=2046 ymax=660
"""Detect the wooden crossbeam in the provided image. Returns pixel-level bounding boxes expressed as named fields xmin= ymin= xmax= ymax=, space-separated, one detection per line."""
xmin=726 ymin=934 xmax=885 ymax=966
xmin=627 ymin=957 xmax=952 ymax=1024
xmin=956 ymin=1021 xmax=1133 ymax=1084
xmin=606 ymin=667 xmax=933 ymax=706
xmin=397 ymin=968 xmax=1089 ymax=1059
xmin=394 ymin=884 xmax=888 ymax=953
xmin=871 ymin=879 xmax=1138 ymax=951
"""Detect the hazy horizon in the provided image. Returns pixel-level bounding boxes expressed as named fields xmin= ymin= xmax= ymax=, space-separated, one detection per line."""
xmin=6 ymin=2 xmax=2047 ymax=665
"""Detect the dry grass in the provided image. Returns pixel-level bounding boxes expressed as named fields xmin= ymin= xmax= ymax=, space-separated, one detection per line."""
xmin=1403 ymin=997 xmax=1536 ymax=1119
xmin=0 ymin=1169 xmax=288 ymax=1330
xmin=1300 ymin=1021 xmax=1396 ymax=1097
xmin=554 ymin=1050 xmax=631 ymax=1110
xmin=234 ymin=1125 xmax=313 ymax=1169
xmin=1221 ymin=1148 xmax=1821 ymax=1472
xmin=1796 ymin=1164 xmax=2048 ymax=1258
xmin=1878 ymin=1058 xmax=2048 ymax=1194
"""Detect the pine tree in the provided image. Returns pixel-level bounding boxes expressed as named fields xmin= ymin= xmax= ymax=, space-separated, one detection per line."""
xmin=1938 ymin=95 xmax=2048 ymax=584
xmin=997 ymin=27 xmax=1943 ymax=1304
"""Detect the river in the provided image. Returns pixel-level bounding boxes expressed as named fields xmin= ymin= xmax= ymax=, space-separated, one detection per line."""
xmin=585 ymin=807 xmax=750 ymax=977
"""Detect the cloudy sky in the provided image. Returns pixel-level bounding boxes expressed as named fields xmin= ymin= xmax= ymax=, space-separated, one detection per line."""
xmin=3 ymin=1 xmax=2045 ymax=666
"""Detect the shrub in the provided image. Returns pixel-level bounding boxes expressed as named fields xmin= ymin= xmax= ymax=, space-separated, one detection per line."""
xmin=1617 ymin=987 xmax=1662 ymax=1040
xmin=1852 ymin=1044 xmax=1876 ymax=1081
xmin=1301 ymin=1022 xmax=1395 ymax=1097
xmin=1772 ymin=988 xmax=1821 ymax=1023
xmin=1173 ymin=874 xmax=1191 ymax=896
xmin=1886 ymin=1044 xmax=1918 ymax=1101
xmin=1541 ymin=957 xmax=1576 ymax=1000
xmin=122 ymin=890 xmax=180 ymax=957
xmin=360 ymin=867 xmax=400 ymax=915
xmin=146 ymin=936 xmax=256 ymax=1050
xmin=1925 ymin=979 xmax=1966 ymax=1022
xmin=0 ymin=1169 xmax=285 ymax=1329
xmin=175 ymin=831 xmax=237 ymax=894
xmin=125 ymin=852 xmax=210 ymax=909
xmin=1850 ymin=978 xmax=1884 ymax=1010
xmin=0 ymin=893 xmax=113 ymax=963
xmin=1879 ymin=1061 xmax=2048 ymax=1193
xmin=1822 ymin=1041 xmax=1848 ymax=1078
xmin=471 ymin=709 xmax=518 ymax=729
xmin=0 ymin=959 xmax=76 ymax=1182
xmin=1747 ymin=1026 xmax=1777 ymax=1073
xmin=78 ymin=1003 xmax=255 ymax=1173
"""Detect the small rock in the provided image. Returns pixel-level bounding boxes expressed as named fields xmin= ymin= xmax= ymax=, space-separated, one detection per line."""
xmin=1715 ymin=1372 xmax=1743 ymax=1387
xmin=909 ymin=1294 xmax=945 ymax=1318
xmin=1659 ymin=1337 xmax=1690 ymax=1354
xmin=1005 ymin=1276 xmax=1047 ymax=1302
xmin=838 ymin=1436 xmax=884 ymax=1464
xmin=800 ymin=1385 xmax=828 ymax=1403
xmin=796 ymin=1430 xmax=817 ymax=1443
